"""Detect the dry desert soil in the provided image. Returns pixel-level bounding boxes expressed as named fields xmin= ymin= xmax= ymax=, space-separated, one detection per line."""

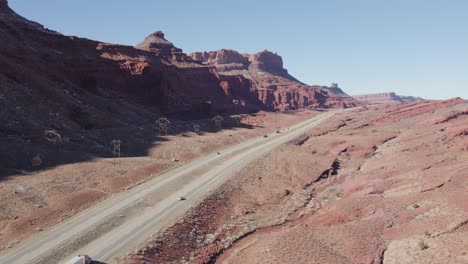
xmin=0 ymin=110 xmax=318 ymax=251
xmin=123 ymin=99 xmax=468 ymax=264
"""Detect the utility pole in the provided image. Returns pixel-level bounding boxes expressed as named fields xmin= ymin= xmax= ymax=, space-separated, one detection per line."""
xmin=193 ymin=124 xmax=201 ymax=141
xmin=193 ymin=124 xmax=200 ymax=134
xmin=212 ymin=115 xmax=224 ymax=130
xmin=43 ymin=130 xmax=62 ymax=144
xmin=111 ymin=140 xmax=121 ymax=165
xmin=156 ymin=118 xmax=171 ymax=136
xmin=233 ymin=99 xmax=242 ymax=126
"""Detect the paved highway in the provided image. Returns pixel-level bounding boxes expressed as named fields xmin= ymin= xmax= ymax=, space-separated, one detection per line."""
xmin=0 ymin=110 xmax=339 ymax=264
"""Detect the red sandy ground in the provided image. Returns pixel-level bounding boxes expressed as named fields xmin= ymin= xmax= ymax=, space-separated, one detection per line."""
xmin=126 ymin=98 xmax=467 ymax=264
xmin=0 ymin=110 xmax=319 ymax=250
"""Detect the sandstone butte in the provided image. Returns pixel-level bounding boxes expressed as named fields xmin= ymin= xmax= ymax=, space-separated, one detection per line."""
xmin=353 ymin=92 xmax=423 ymax=105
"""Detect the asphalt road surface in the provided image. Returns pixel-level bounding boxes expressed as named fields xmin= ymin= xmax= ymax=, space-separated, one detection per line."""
xmin=0 ymin=110 xmax=340 ymax=264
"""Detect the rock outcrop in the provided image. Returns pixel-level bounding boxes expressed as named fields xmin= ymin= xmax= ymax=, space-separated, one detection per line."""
xmin=0 ymin=0 xmax=9 ymax=10
xmin=189 ymin=50 xmax=359 ymax=110
xmin=0 ymin=2 xmax=265 ymax=124
xmin=135 ymin=31 xmax=198 ymax=66
xmin=0 ymin=0 xmax=358 ymax=137
xmin=248 ymin=50 xmax=288 ymax=76
xmin=136 ymin=31 xmax=177 ymax=53
xmin=353 ymin=92 xmax=424 ymax=105
xmin=0 ymin=1 xmax=268 ymax=172
xmin=191 ymin=49 xmax=248 ymax=66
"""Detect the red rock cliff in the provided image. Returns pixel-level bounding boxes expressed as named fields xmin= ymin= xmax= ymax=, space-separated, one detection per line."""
xmin=0 ymin=2 xmax=264 ymax=126
xmin=189 ymin=50 xmax=359 ymax=110
xmin=0 ymin=0 xmax=358 ymax=140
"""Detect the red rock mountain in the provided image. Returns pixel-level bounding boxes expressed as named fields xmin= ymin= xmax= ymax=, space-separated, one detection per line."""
xmin=353 ymin=92 xmax=424 ymax=105
xmin=189 ymin=49 xmax=359 ymax=110
xmin=0 ymin=0 xmax=357 ymax=136
xmin=0 ymin=2 xmax=265 ymax=126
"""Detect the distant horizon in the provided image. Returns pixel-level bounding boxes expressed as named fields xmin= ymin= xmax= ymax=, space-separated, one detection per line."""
xmin=8 ymin=0 xmax=468 ymax=100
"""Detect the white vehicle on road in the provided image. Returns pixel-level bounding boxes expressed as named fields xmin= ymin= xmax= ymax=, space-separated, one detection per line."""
xmin=65 ymin=255 xmax=92 ymax=264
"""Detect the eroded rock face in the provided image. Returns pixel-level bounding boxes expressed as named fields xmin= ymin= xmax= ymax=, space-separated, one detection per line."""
xmin=248 ymin=50 xmax=285 ymax=75
xmin=0 ymin=2 xmax=265 ymax=123
xmin=134 ymin=31 xmax=199 ymax=66
xmin=0 ymin=0 xmax=357 ymax=145
xmin=0 ymin=0 xmax=8 ymax=10
xmin=136 ymin=31 xmax=178 ymax=52
xmin=191 ymin=49 xmax=248 ymax=65
xmin=256 ymin=85 xmax=355 ymax=111
xmin=189 ymin=49 xmax=359 ymax=110
xmin=353 ymin=92 xmax=424 ymax=105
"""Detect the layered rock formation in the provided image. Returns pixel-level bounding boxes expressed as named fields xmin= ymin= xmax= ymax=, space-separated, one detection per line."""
xmin=0 ymin=2 xmax=265 ymax=125
xmin=0 ymin=0 xmax=358 ymax=139
xmin=189 ymin=49 xmax=359 ymax=111
xmin=0 ymin=0 xmax=358 ymax=174
xmin=135 ymin=31 xmax=198 ymax=66
xmin=353 ymin=92 xmax=423 ymax=105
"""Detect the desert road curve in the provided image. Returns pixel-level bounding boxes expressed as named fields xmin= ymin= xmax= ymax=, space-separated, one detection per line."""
xmin=0 ymin=110 xmax=343 ymax=264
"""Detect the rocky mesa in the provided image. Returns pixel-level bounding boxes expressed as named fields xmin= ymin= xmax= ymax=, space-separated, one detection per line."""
xmin=353 ymin=92 xmax=424 ymax=105
xmin=189 ymin=49 xmax=359 ymax=111
xmin=0 ymin=0 xmax=357 ymax=175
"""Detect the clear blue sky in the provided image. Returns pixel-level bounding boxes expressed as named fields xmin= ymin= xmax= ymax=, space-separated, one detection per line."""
xmin=9 ymin=0 xmax=468 ymax=99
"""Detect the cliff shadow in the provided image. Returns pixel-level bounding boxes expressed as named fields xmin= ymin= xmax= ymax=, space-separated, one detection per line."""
xmin=0 ymin=115 xmax=254 ymax=179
